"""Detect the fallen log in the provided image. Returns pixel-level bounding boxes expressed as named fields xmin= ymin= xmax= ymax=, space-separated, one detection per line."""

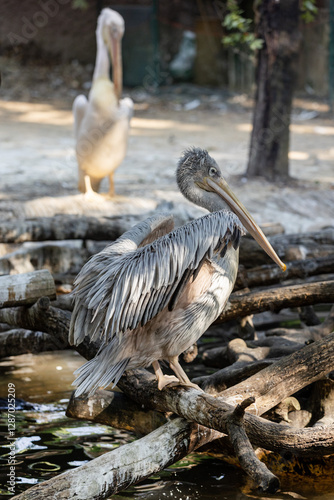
xmin=0 ymin=241 xmax=89 ymax=276
xmin=0 ymin=270 xmax=56 ymax=308
xmin=0 ymin=297 xmax=71 ymax=352
xmin=235 ymin=254 xmax=334 ymax=289
xmin=217 ymin=280 xmax=334 ymax=323
xmin=0 ymin=214 xmax=143 ymax=243
xmin=117 ymin=366 xmax=334 ymax=457
xmin=219 ymin=331 xmax=334 ymax=415
xmin=240 ymin=227 xmax=334 ymax=267
xmin=10 ymin=299 xmax=334 ymax=498
xmin=66 ymin=389 xmax=167 ymax=435
xmin=194 ymin=360 xmax=275 ymax=392
xmin=201 ymin=334 xmax=307 ymax=371
xmin=0 ymin=328 xmax=67 ymax=358
xmin=266 ymin=304 xmax=334 ymax=341
xmin=21 ymin=279 xmax=334 ymax=325
xmin=225 ymin=397 xmax=279 ymax=493
xmin=12 ymin=418 xmax=222 ymax=500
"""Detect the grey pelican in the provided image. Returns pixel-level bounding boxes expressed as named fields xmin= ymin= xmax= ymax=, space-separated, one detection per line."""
xmin=73 ymin=8 xmax=133 ymax=196
xmin=69 ymin=148 xmax=286 ymax=395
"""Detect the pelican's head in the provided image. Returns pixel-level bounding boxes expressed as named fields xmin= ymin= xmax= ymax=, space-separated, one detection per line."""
xmin=98 ymin=8 xmax=125 ymax=45
xmin=97 ymin=8 xmax=124 ymax=99
xmin=177 ymin=147 xmax=286 ymax=271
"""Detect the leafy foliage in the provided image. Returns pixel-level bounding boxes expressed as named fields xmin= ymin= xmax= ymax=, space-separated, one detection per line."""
xmin=222 ymin=0 xmax=263 ymax=51
xmin=301 ymin=0 xmax=318 ymax=23
xmin=222 ymin=0 xmax=318 ymax=51
xmin=72 ymin=0 xmax=89 ymax=10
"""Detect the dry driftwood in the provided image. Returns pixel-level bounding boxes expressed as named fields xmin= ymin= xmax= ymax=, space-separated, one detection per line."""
xmin=0 ymin=270 xmax=56 ymax=308
xmin=310 ymin=379 xmax=334 ymax=427
xmin=0 ymin=241 xmax=89 ymax=277
xmin=225 ymin=397 xmax=279 ymax=492
xmin=0 ymin=328 xmax=66 ymax=358
xmin=10 ymin=300 xmax=334 ymax=499
xmin=12 ymin=418 xmax=223 ymax=500
xmin=218 ymin=279 xmax=334 ymax=323
xmin=235 ymin=254 xmax=334 ymax=289
xmin=66 ymin=389 xmax=167 ymax=435
xmin=194 ymin=359 xmax=275 ymax=392
xmin=201 ymin=332 xmax=307 ymax=372
xmin=266 ymin=304 xmax=334 ymax=342
xmin=0 ymin=298 xmax=71 ymax=352
xmin=0 ymin=214 xmax=143 ymax=244
xmin=1 ymin=218 xmax=332 ymax=261
xmin=239 ymin=227 xmax=334 ymax=267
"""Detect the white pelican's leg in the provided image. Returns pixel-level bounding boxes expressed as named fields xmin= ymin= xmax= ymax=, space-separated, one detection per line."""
xmin=107 ymin=173 xmax=115 ymax=198
xmin=152 ymin=360 xmax=179 ymax=390
xmin=83 ymin=175 xmax=103 ymax=201
xmin=169 ymin=356 xmax=203 ymax=391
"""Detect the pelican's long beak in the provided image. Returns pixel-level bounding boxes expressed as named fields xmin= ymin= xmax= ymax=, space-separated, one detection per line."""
xmin=206 ymin=177 xmax=286 ymax=271
xmin=108 ymin=33 xmax=122 ymax=101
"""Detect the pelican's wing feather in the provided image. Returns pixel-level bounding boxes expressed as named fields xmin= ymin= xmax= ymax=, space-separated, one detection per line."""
xmin=72 ymin=94 xmax=88 ymax=138
xmin=69 ymin=210 xmax=244 ymax=346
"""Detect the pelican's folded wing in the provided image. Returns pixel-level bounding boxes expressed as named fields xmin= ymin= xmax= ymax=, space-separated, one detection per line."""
xmin=69 ymin=210 xmax=244 ymax=346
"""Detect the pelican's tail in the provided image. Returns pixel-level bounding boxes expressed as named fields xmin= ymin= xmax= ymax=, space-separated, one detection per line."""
xmin=73 ymin=338 xmax=130 ymax=397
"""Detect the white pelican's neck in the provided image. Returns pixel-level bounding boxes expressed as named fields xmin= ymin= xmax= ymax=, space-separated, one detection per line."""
xmin=93 ymin=30 xmax=110 ymax=82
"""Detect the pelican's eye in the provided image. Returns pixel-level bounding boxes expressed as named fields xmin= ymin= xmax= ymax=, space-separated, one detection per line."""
xmin=209 ymin=166 xmax=218 ymax=177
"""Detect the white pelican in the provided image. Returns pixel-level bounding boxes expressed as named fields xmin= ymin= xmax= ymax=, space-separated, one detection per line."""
xmin=69 ymin=148 xmax=286 ymax=395
xmin=73 ymin=8 xmax=133 ymax=196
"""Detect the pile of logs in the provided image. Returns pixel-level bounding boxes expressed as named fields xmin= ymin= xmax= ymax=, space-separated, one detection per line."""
xmin=1 ymin=215 xmax=334 ymax=499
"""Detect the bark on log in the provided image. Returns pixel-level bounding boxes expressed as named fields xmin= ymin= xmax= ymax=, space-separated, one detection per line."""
xmin=12 ymin=418 xmax=221 ymax=500
xmin=0 ymin=214 xmax=143 ymax=243
xmin=4 ymin=296 xmax=334 ymax=498
xmin=194 ymin=360 xmax=274 ymax=393
xmin=0 ymin=242 xmax=89 ymax=277
xmin=219 ymin=331 xmax=334 ymax=415
xmin=2 ymin=297 xmax=332 ymax=442
xmin=240 ymin=227 xmax=334 ymax=267
xmin=0 ymin=270 xmax=56 ymax=308
xmin=310 ymin=379 xmax=334 ymax=427
xmin=202 ymin=334 xmax=306 ymax=371
xmin=0 ymin=328 xmax=67 ymax=358
xmin=218 ymin=280 xmax=334 ymax=323
xmin=0 ymin=298 xmax=71 ymax=352
xmin=118 ymin=368 xmax=334 ymax=457
xmin=66 ymin=389 xmax=167 ymax=435
xmin=264 ymin=304 xmax=334 ymax=341
xmin=226 ymin=397 xmax=279 ymax=493
xmin=235 ymin=254 xmax=334 ymax=289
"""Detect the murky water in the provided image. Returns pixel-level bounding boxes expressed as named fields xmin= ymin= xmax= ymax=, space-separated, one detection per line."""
xmin=0 ymin=351 xmax=334 ymax=500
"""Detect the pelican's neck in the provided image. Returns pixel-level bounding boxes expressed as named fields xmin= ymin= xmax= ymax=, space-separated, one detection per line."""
xmin=93 ymin=30 xmax=110 ymax=82
xmin=183 ymin=184 xmax=230 ymax=214
xmin=110 ymin=37 xmax=122 ymax=100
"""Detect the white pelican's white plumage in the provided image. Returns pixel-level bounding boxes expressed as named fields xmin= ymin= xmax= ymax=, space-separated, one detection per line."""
xmin=69 ymin=148 xmax=286 ymax=395
xmin=73 ymin=8 xmax=133 ymax=196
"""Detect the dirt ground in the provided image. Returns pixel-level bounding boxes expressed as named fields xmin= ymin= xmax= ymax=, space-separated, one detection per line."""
xmin=1 ymin=57 xmax=333 ymax=236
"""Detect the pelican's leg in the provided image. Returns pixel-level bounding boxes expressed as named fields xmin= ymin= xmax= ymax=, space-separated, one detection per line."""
xmin=84 ymin=175 xmax=94 ymax=195
xmin=152 ymin=360 xmax=179 ymax=390
xmin=108 ymin=173 xmax=115 ymax=198
xmin=169 ymin=356 xmax=203 ymax=391
xmin=83 ymin=175 xmax=103 ymax=200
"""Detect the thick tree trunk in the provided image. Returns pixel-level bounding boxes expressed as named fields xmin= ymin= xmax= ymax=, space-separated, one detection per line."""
xmin=247 ymin=0 xmax=301 ymax=179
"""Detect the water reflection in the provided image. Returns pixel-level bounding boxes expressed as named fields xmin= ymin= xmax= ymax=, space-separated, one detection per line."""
xmin=0 ymin=351 xmax=334 ymax=499
xmin=0 ymin=350 xmax=84 ymax=403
